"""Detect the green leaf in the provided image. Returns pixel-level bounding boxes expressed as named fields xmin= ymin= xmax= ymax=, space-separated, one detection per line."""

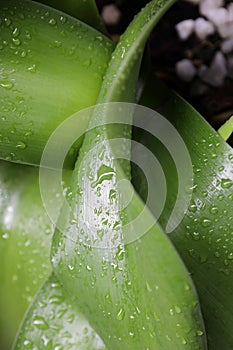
xmin=0 ymin=161 xmax=53 ymax=349
xmin=0 ymin=0 xmax=113 ymax=166
xmin=138 ymin=75 xmax=233 ymax=349
xmin=50 ymin=0 xmax=206 ymax=349
xmin=218 ymin=115 xmax=233 ymax=141
xmin=0 ymin=159 xmax=73 ymax=349
xmin=13 ymin=273 xmax=106 ymax=350
xmin=35 ymin=0 xmax=108 ymax=34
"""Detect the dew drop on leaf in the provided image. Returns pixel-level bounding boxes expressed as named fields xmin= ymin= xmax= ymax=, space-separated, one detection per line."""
xmin=12 ymin=38 xmax=21 ymax=46
xmin=209 ymin=205 xmax=218 ymax=214
xmin=175 ymin=305 xmax=182 ymax=314
xmin=91 ymin=164 xmax=115 ymax=188
xmin=191 ymin=231 xmax=200 ymax=241
xmin=0 ymin=81 xmax=14 ymax=89
xmin=4 ymin=17 xmax=11 ymax=26
xmin=23 ymin=339 xmax=33 ymax=349
xmin=221 ymin=178 xmax=233 ymax=189
xmin=201 ymin=218 xmax=212 ymax=227
xmin=27 ymin=64 xmax=37 ymax=73
xmin=196 ymin=330 xmax=204 ymax=336
xmin=16 ymin=140 xmax=27 ymax=149
xmin=146 ymin=282 xmax=152 ymax=293
xmin=33 ymin=315 xmax=49 ymax=330
xmin=49 ymin=18 xmax=56 ymax=26
xmin=116 ymin=307 xmax=125 ymax=321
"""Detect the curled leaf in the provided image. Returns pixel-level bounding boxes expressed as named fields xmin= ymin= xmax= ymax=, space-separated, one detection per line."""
xmin=0 ymin=0 xmax=113 ymax=166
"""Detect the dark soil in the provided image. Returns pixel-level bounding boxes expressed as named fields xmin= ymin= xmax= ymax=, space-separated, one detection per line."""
xmin=97 ymin=0 xmax=233 ymax=146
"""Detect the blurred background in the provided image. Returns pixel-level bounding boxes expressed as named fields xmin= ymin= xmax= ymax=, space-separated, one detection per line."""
xmin=97 ymin=0 xmax=233 ymax=145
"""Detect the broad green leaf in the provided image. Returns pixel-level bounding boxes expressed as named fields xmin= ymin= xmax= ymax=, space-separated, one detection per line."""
xmin=0 ymin=0 xmax=113 ymax=166
xmin=218 ymin=115 xmax=233 ymax=141
xmin=0 ymin=161 xmax=53 ymax=349
xmin=13 ymin=273 xmax=106 ymax=350
xmin=36 ymin=0 xmax=108 ymax=34
xmin=138 ymin=75 xmax=233 ymax=349
xmin=50 ymin=0 xmax=206 ymax=349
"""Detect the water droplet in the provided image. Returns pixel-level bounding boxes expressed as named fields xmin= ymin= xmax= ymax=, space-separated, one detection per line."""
xmin=188 ymin=200 xmax=197 ymax=213
xmin=146 ymin=282 xmax=152 ymax=292
xmin=25 ymin=32 xmax=32 ymax=40
xmin=169 ymin=308 xmax=174 ymax=316
xmin=218 ymin=194 xmax=224 ymax=201
xmin=109 ymin=189 xmax=116 ymax=203
xmin=68 ymin=264 xmax=75 ymax=271
xmin=23 ymin=339 xmax=33 ymax=349
xmin=196 ymin=330 xmax=203 ymax=336
xmin=27 ymin=64 xmax=37 ymax=73
xmin=181 ymin=337 xmax=187 ymax=345
xmin=116 ymin=245 xmax=125 ymax=260
xmin=12 ymin=28 xmax=20 ymax=38
xmin=97 ymin=228 xmax=104 ymax=239
xmin=102 ymin=218 xmax=108 ymax=225
xmin=86 ymin=265 xmax=92 ymax=271
xmin=91 ymin=164 xmax=115 ymax=188
xmin=16 ymin=141 xmax=27 ymax=149
xmin=21 ymin=49 xmax=27 ymax=58
xmin=33 ymin=316 xmax=49 ymax=330
xmin=175 ymin=305 xmax=181 ymax=314
xmin=113 ymin=220 xmax=121 ymax=230
xmin=209 ymin=205 xmax=218 ymax=214
xmin=191 ymin=231 xmax=200 ymax=241
xmin=105 ymin=291 xmax=112 ymax=305
xmin=221 ymin=178 xmax=233 ymax=189
xmin=50 ymin=294 xmax=63 ymax=305
xmin=49 ymin=18 xmax=56 ymax=26
xmin=51 ymin=40 xmax=62 ymax=48
xmin=201 ymin=218 xmax=212 ymax=227
xmin=0 ymin=81 xmax=14 ymax=89
xmin=2 ymin=233 xmax=9 ymax=239
xmin=60 ymin=15 xmax=67 ymax=24
xmin=116 ymin=307 xmax=125 ymax=321
xmin=218 ymin=165 xmax=225 ymax=172
xmin=227 ymin=253 xmax=233 ymax=260
xmin=4 ymin=17 xmax=11 ymax=26
xmin=12 ymin=38 xmax=21 ymax=46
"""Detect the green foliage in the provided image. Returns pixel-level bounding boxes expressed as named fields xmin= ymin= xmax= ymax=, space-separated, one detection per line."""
xmin=0 ymin=0 xmax=232 ymax=349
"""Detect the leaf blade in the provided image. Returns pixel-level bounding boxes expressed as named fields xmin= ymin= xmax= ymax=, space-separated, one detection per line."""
xmin=139 ymin=74 xmax=233 ymax=349
xmin=0 ymin=0 xmax=113 ymax=166
xmin=51 ymin=0 xmax=206 ymax=349
xmin=13 ymin=273 xmax=106 ymax=350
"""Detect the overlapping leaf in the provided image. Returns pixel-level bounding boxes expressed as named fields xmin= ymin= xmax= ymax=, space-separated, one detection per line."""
xmin=138 ymin=75 xmax=233 ymax=349
xmin=5 ymin=0 xmax=230 ymax=349
xmin=0 ymin=161 xmax=53 ymax=349
xmin=13 ymin=273 xmax=106 ymax=350
xmin=36 ymin=0 xmax=108 ymax=34
xmin=0 ymin=0 xmax=113 ymax=166
xmin=49 ymin=0 xmax=205 ymax=349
